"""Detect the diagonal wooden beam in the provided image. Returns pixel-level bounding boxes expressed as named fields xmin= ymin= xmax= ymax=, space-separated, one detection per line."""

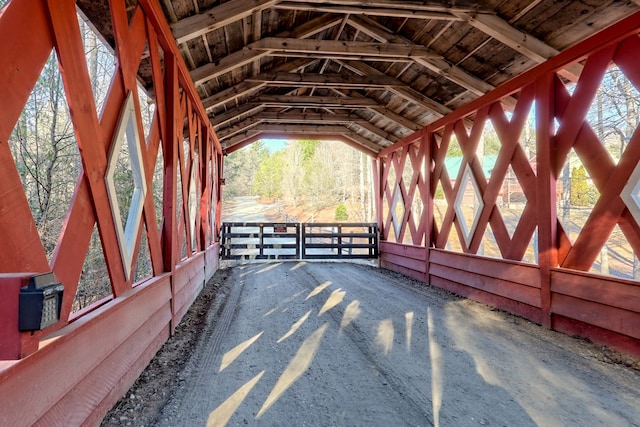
xmin=453 ymin=12 xmax=582 ymax=79
xmin=210 ymin=103 xmax=263 ymax=128
xmin=328 ymin=88 xmax=422 ymax=132
xmin=248 ymin=38 xmax=442 ymax=59
xmin=171 ymin=0 xmax=281 ymax=45
xmin=347 ymin=15 xmax=495 ymax=97
xmin=191 ymin=14 xmax=343 ymax=87
xmin=338 ymin=60 xmax=452 ymax=118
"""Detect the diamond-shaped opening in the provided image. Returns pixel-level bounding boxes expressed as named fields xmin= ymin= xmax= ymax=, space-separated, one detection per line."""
xmin=105 ymin=92 xmax=147 ymax=280
xmin=522 ymin=228 xmax=539 ymax=264
xmin=556 ymin=148 xmax=600 ymax=244
xmin=74 ymin=224 xmax=112 ymax=312
xmin=444 ymin=133 xmax=463 ymax=179
xmin=391 ymin=184 xmax=405 ymax=241
xmin=621 ymin=157 xmax=640 ymax=229
xmin=152 ymin=144 xmax=164 ymax=230
xmin=176 ymin=154 xmax=184 ymax=224
xmin=454 ymin=165 xmax=484 ymax=247
xmin=402 ymin=150 xmax=415 ymax=188
xmin=188 ymin=155 xmax=199 ymax=253
xmin=76 ymin=9 xmax=116 ymax=117
xmin=585 ymin=64 xmax=640 ymax=166
xmin=382 ymin=189 xmax=390 ymax=238
xmin=7 ymin=49 xmax=82 ymax=263
xmin=477 ymin=224 xmax=500 ymax=259
xmin=589 ymin=224 xmax=639 ymax=280
xmin=137 ymin=83 xmax=156 ymax=146
xmin=479 ymin=119 xmax=500 ymax=180
xmin=386 ymin=159 xmax=397 ymax=191
xmin=411 ymin=185 xmax=425 ymax=239
xmin=433 ymin=179 xmax=447 ymax=236
xmin=445 ymin=221 xmax=463 ymax=253
xmin=133 ymin=222 xmax=153 ymax=284
xmin=497 ymin=165 xmax=527 ymax=239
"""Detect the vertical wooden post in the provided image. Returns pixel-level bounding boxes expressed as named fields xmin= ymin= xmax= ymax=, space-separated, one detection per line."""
xmin=162 ymin=53 xmax=178 ymax=332
xmin=423 ymin=128 xmax=433 ymax=280
xmin=536 ymin=75 xmax=557 ymax=328
xmin=372 ymin=157 xmax=383 ymax=239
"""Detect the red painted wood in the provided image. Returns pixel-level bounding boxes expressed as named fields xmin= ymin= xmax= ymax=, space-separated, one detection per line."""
xmin=380 ymin=241 xmax=427 ymax=260
xmin=36 ymin=306 xmax=171 ymax=426
xmin=0 ymin=275 xmax=171 ymax=425
xmin=381 ymin=252 xmax=427 ymax=273
xmin=430 ymin=275 xmax=543 ymax=323
xmin=429 ymin=263 xmax=541 ymax=307
xmin=551 ymin=269 xmax=640 ymax=314
xmin=429 ymin=249 xmax=540 ymax=288
xmin=380 ymin=260 xmax=426 ymax=282
xmin=553 ymin=315 xmax=640 ymax=358
xmin=551 ymin=293 xmax=639 ymax=339
xmin=48 ymin=0 xmax=128 ymax=294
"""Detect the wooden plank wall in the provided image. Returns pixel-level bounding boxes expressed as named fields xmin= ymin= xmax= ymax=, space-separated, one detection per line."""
xmin=380 ymin=241 xmax=427 ymax=282
xmin=0 ymin=0 xmax=223 ymax=424
xmin=378 ymin=12 xmax=640 ymax=358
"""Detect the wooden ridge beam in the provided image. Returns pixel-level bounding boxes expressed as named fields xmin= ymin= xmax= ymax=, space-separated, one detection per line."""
xmin=245 ymin=72 xmax=405 ymax=88
xmin=274 ymin=2 xmax=463 ymax=20
xmin=222 ymin=131 xmax=379 ymax=157
xmin=251 ymin=95 xmax=380 ymax=108
xmin=289 ymin=0 xmax=483 ymax=14
xmin=248 ymin=38 xmax=442 ymax=59
xmin=222 ymin=124 xmax=385 ymax=152
xmin=171 ymin=0 xmax=280 ymax=45
xmin=191 ymin=14 xmax=343 ymax=86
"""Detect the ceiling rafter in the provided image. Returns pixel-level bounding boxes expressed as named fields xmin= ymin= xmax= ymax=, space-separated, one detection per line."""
xmin=190 ymin=13 xmax=343 ymax=86
xmin=453 ymin=11 xmax=582 ymax=80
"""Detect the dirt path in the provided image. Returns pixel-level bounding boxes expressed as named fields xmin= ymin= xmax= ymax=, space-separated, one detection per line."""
xmin=146 ymin=262 xmax=639 ymax=427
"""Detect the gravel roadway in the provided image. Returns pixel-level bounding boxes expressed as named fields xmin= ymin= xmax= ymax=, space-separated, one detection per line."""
xmin=152 ymin=261 xmax=640 ymax=427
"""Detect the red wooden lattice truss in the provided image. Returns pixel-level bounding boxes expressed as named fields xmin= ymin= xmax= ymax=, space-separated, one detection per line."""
xmin=376 ymin=11 xmax=640 ymax=359
xmin=0 ymin=0 xmax=222 ymax=424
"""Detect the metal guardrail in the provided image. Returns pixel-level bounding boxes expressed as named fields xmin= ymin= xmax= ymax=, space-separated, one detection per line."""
xmin=221 ymin=222 xmax=378 ymax=261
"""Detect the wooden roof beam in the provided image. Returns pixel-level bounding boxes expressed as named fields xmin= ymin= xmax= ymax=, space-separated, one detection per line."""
xmin=338 ymin=60 xmax=452 ymax=118
xmin=453 ymin=12 xmax=583 ymax=80
xmin=328 ymin=88 xmax=422 ymax=132
xmin=202 ymin=58 xmax=314 ymax=111
xmin=248 ymin=38 xmax=442 ymax=60
xmin=216 ymin=111 xmax=373 ymax=139
xmin=223 ymin=132 xmax=379 ymax=157
xmin=251 ymin=95 xmax=380 ymax=108
xmin=171 ymin=0 xmax=281 ymax=45
xmin=223 ymin=124 xmax=387 ymax=151
xmin=347 ymin=15 xmax=495 ymax=97
xmin=274 ymin=2 xmax=464 ymax=21
xmin=191 ymin=14 xmax=343 ymax=86
xmin=245 ymin=72 xmax=406 ymax=88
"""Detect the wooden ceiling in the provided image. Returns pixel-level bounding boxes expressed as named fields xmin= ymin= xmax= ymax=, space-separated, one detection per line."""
xmin=81 ymin=0 xmax=640 ymax=155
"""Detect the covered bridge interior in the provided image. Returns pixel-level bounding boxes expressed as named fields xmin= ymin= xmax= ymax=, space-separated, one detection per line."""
xmin=1 ymin=0 xmax=640 ymax=424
